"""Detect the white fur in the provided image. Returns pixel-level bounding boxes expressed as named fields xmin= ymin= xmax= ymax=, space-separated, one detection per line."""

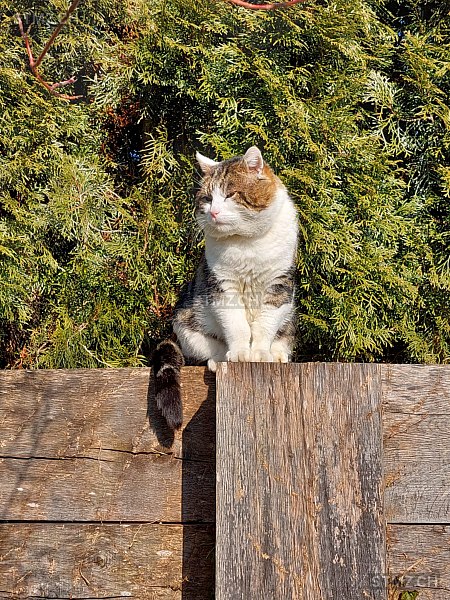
xmin=196 ymin=151 xmax=218 ymax=173
xmin=177 ymin=150 xmax=297 ymax=367
xmin=173 ymin=320 xmax=227 ymax=365
xmin=205 ymin=187 xmax=297 ymax=283
xmin=204 ymin=186 xmax=297 ymax=363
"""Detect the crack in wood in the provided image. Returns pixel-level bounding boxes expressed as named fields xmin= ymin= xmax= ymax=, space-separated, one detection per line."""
xmin=0 ymin=586 xmax=187 ymax=599
xmin=388 ymin=522 xmax=450 ymax=526
xmin=387 ymin=411 xmax=450 ymax=416
xmin=0 ymin=454 xmax=115 ymax=463
xmin=88 ymin=447 xmax=212 ymax=463
xmin=16 ymin=596 xmax=187 ymax=599
xmin=0 ymin=519 xmax=215 ymax=525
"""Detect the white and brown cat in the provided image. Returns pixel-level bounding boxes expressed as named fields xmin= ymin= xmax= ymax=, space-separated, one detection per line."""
xmin=153 ymin=146 xmax=298 ymax=429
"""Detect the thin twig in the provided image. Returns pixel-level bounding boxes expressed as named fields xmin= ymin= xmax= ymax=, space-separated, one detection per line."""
xmin=50 ymin=76 xmax=78 ymax=90
xmin=79 ymin=566 xmax=91 ymax=587
xmin=17 ymin=0 xmax=83 ymax=101
xmin=34 ymin=0 xmax=81 ymax=68
xmin=225 ymin=0 xmax=307 ymax=10
xmin=17 ymin=16 xmax=34 ymax=65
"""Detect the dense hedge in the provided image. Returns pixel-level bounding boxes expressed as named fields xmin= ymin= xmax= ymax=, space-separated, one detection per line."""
xmin=0 ymin=0 xmax=449 ymax=367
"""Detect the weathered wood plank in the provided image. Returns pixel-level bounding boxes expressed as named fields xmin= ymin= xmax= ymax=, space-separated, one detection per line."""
xmin=0 ymin=452 xmax=214 ymax=522
xmin=382 ymin=365 xmax=450 ymax=523
xmin=216 ymin=362 xmax=386 ymax=600
xmin=382 ymin=364 xmax=450 ymax=414
xmin=0 ymin=368 xmax=215 ymax=522
xmin=0 ymin=367 xmax=215 ymax=460
xmin=0 ymin=523 xmax=214 ymax=599
xmin=383 ymin=416 xmax=450 ymax=524
xmin=387 ymin=524 xmax=450 ymax=600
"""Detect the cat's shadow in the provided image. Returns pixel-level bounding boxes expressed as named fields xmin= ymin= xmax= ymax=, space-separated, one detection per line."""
xmin=146 ymin=367 xmax=216 ymax=599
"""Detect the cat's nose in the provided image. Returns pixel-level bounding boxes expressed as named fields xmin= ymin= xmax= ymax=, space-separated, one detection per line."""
xmin=210 ymin=209 xmax=220 ymax=219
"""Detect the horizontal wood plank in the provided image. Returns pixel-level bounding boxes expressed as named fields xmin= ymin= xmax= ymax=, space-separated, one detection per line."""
xmin=382 ymin=365 xmax=450 ymax=523
xmin=0 ymin=523 xmax=214 ymax=599
xmin=383 ymin=415 xmax=450 ymax=524
xmin=382 ymin=365 xmax=450 ymax=414
xmin=387 ymin=524 xmax=450 ymax=599
xmin=0 ymin=367 xmax=215 ymax=461
xmin=0 ymin=452 xmax=214 ymax=522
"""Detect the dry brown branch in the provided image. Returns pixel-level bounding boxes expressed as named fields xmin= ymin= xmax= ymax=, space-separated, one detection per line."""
xmin=17 ymin=0 xmax=82 ymax=101
xmin=225 ymin=0 xmax=307 ymax=10
xmin=17 ymin=0 xmax=305 ymax=100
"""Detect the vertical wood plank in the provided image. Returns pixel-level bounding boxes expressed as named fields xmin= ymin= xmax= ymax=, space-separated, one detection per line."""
xmin=216 ymin=362 xmax=386 ymax=600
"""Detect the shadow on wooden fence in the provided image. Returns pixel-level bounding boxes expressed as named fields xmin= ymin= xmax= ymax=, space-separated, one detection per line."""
xmin=147 ymin=371 xmax=217 ymax=597
xmin=0 ymin=364 xmax=449 ymax=598
xmin=148 ymin=368 xmax=217 ymax=600
xmin=181 ymin=377 xmax=216 ymax=600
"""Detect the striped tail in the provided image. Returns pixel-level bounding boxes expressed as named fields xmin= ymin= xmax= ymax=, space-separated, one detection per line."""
xmin=152 ymin=339 xmax=185 ymax=430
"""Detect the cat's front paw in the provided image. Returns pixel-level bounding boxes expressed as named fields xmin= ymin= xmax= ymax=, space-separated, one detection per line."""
xmin=226 ymin=348 xmax=251 ymax=362
xmin=250 ymin=348 xmax=273 ymax=363
xmin=271 ymin=350 xmax=289 ymax=363
xmin=207 ymin=358 xmax=218 ymax=372
xmin=270 ymin=340 xmax=290 ymax=363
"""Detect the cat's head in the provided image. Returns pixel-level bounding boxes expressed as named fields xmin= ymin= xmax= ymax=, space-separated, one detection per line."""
xmin=195 ymin=146 xmax=284 ymax=238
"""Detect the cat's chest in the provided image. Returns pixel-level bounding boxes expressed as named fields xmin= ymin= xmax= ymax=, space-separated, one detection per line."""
xmin=206 ymin=237 xmax=292 ymax=288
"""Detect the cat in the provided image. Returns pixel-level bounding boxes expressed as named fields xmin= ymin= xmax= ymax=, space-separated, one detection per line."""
xmin=153 ymin=146 xmax=298 ymax=429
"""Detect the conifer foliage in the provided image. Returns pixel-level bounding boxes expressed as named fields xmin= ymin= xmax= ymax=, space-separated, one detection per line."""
xmin=0 ymin=0 xmax=449 ymax=367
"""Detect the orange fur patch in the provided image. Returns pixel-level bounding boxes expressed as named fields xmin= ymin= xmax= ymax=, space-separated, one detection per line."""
xmin=199 ymin=158 xmax=280 ymax=212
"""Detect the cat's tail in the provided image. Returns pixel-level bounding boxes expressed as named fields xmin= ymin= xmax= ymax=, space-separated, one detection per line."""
xmin=152 ymin=339 xmax=185 ymax=430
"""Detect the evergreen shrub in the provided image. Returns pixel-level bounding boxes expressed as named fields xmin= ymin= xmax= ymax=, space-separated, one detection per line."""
xmin=0 ymin=0 xmax=448 ymax=367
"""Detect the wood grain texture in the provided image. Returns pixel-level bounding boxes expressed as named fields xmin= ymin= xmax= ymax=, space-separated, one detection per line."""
xmin=387 ymin=524 xmax=450 ymax=600
xmin=0 ymin=523 xmax=214 ymax=599
xmin=0 ymin=452 xmax=214 ymax=522
xmin=2 ymin=363 xmax=450 ymax=599
xmin=382 ymin=365 xmax=450 ymax=523
xmin=216 ymin=362 xmax=386 ymax=600
xmin=0 ymin=367 xmax=215 ymax=522
xmin=382 ymin=365 xmax=450 ymax=414
xmin=0 ymin=367 xmax=215 ymax=460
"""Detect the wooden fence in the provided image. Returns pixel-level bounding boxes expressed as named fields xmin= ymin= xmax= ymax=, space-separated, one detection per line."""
xmin=0 ymin=363 xmax=449 ymax=599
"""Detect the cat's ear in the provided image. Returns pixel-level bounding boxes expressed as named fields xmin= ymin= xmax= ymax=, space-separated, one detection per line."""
xmin=243 ymin=146 xmax=264 ymax=175
xmin=196 ymin=151 xmax=219 ymax=174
